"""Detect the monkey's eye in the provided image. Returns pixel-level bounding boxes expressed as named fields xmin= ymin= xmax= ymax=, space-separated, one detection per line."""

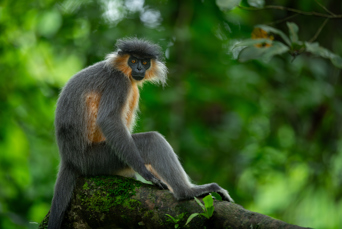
xmin=142 ymin=61 xmax=147 ymax=65
xmin=131 ymin=59 xmax=136 ymax=64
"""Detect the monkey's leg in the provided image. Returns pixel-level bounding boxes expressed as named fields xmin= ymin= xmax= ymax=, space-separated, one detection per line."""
xmin=80 ymin=142 xmax=134 ymax=176
xmin=48 ymin=163 xmax=78 ymax=229
xmin=132 ymin=132 xmax=233 ymax=202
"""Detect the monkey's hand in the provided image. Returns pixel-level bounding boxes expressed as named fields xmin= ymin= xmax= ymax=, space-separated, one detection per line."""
xmin=140 ymin=170 xmax=168 ymax=190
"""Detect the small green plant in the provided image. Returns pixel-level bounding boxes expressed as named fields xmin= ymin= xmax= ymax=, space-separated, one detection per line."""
xmin=210 ymin=192 xmax=222 ymax=201
xmin=165 ymin=212 xmax=185 ymax=229
xmin=185 ymin=194 xmax=215 ymax=226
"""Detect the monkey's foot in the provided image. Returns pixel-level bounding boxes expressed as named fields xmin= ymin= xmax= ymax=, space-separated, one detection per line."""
xmin=150 ymin=177 xmax=168 ymax=190
xmin=175 ymin=183 xmax=233 ymax=202
xmin=215 ymin=188 xmax=234 ymax=202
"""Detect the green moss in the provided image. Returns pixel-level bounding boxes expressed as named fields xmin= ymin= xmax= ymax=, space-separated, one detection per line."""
xmin=142 ymin=210 xmax=154 ymax=218
xmin=38 ymin=214 xmax=49 ymax=229
xmin=80 ymin=176 xmax=142 ymax=214
xmin=83 ymin=182 xmax=89 ymax=190
xmin=148 ymin=191 xmax=157 ymax=203
xmin=122 ymin=198 xmax=141 ymax=210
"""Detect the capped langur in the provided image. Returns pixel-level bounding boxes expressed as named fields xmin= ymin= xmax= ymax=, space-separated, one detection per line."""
xmin=48 ymin=38 xmax=233 ymax=229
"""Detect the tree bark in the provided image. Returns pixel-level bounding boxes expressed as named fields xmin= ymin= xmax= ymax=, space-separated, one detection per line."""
xmin=39 ymin=176 xmax=311 ymax=229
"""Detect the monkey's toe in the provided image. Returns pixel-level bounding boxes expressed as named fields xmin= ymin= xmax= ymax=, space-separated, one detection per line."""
xmin=158 ymin=181 xmax=169 ymax=190
xmin=216 ymin=189 xmax=234 ymax=202
xmin=151 ymin=178 xmax=168 ymax=190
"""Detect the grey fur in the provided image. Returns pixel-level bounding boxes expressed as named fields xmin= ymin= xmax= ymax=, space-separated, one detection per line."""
xmin=48 ymin=39 xmax=233 ymax=229
xmin=116 ymin=37 xmax=164 ymax=60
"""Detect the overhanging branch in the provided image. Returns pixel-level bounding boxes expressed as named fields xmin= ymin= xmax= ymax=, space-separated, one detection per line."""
xmin=238 ymin=5 xmax=342 ymax=19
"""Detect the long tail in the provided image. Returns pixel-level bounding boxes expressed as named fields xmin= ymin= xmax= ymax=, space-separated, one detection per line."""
xmin=48 ymin=164 xmax=77 ymax=229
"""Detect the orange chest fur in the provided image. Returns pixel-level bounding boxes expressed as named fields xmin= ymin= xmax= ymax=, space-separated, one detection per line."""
xmin=124 ymin=82 xmax=140 ymax=130
xmin=85 ymin=84 xmax=139 ymax=143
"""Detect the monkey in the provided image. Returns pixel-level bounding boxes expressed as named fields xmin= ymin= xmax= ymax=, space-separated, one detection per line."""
xmin=48 ymin=37 xmax=233 ymax=229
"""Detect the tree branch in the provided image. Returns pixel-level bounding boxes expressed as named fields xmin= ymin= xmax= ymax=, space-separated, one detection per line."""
xmin=267 ymin=14 xmax=299 ymax=25
xmin=314 ymin=0 xmax=336 ymax=16
xmin=238 ymin=5 xmax=342 ymax=19
xmin=39 ymin=176 xmax=312 ymax=229
xmin=309 ymin=18 xmax=330 ymax=42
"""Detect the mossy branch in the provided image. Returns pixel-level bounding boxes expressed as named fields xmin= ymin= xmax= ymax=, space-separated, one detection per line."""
xmin=39 ymin=176 xmax=311 ymax=229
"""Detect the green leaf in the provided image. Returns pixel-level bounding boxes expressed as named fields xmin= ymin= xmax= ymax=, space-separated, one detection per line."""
xmin=211 ymin=192 xmax=222 ymax=201
xmin=216 ymin=0 xmax=241 ymax=10
xmin=177 ymin=212 xmax=185 ymax=220
xmin=165 ymin=214 xmax=176 ymax=223
xmin=248 ymin=0 xmax=265 ymax=8
xmin=206 ymin=206 xmax=215 ymax=217
xmin=233 ymin=38 xmax=272 ymax=48
xmin=238 ymin=46 xmax=266 ymax=62
xmin=238 ymin=41 xmax=289 ymax=62
xmin=291 ymin=42 xmax=305 ymax=51
xmin=262 ymin=41 xmax=289 ymax=62
xmin=194 ymin=197 xmax=206 ymax=211
xmin=202 ymin=195 xmax=215 ymax=217
xmin=287 ymin=22 xmax=299 ymax=44
xmin=332 ymin=55 xmax=342 ymax=68
xmin=305 ymin=42 xmax=342 ymax=68
xmin=256 ymin=25 xmax=291 ymax=46
xmin=200 ymin=212 xmax=210 ymax=219
xmin=185 ymin=213 xmax=200 ymax=225
xmin=203 ymin=195 xmax=214 ymax=209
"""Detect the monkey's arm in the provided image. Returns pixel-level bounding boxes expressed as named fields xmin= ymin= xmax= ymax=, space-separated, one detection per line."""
xmin=96 ymin=87 xmax=165 ymax=188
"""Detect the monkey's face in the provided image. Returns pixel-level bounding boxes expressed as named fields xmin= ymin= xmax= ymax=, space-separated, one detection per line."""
xmin=128 ymin=56 xmax=151 ymax=81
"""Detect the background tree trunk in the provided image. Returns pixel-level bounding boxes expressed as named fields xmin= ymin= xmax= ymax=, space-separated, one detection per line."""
xmin=39 ymin=176 xmax=310 ymax=229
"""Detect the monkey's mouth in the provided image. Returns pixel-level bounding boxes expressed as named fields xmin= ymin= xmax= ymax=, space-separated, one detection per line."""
xmin=132 ymin=74 xmax=144 ymax=81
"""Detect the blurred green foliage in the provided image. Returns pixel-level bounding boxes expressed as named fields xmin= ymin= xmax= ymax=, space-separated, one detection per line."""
xmin=1 ymin=0 xmax=342 ymax=228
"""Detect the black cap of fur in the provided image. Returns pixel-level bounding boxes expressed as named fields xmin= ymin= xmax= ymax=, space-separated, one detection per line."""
xmin=116 ymin=38 xmax=163 ymax=60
